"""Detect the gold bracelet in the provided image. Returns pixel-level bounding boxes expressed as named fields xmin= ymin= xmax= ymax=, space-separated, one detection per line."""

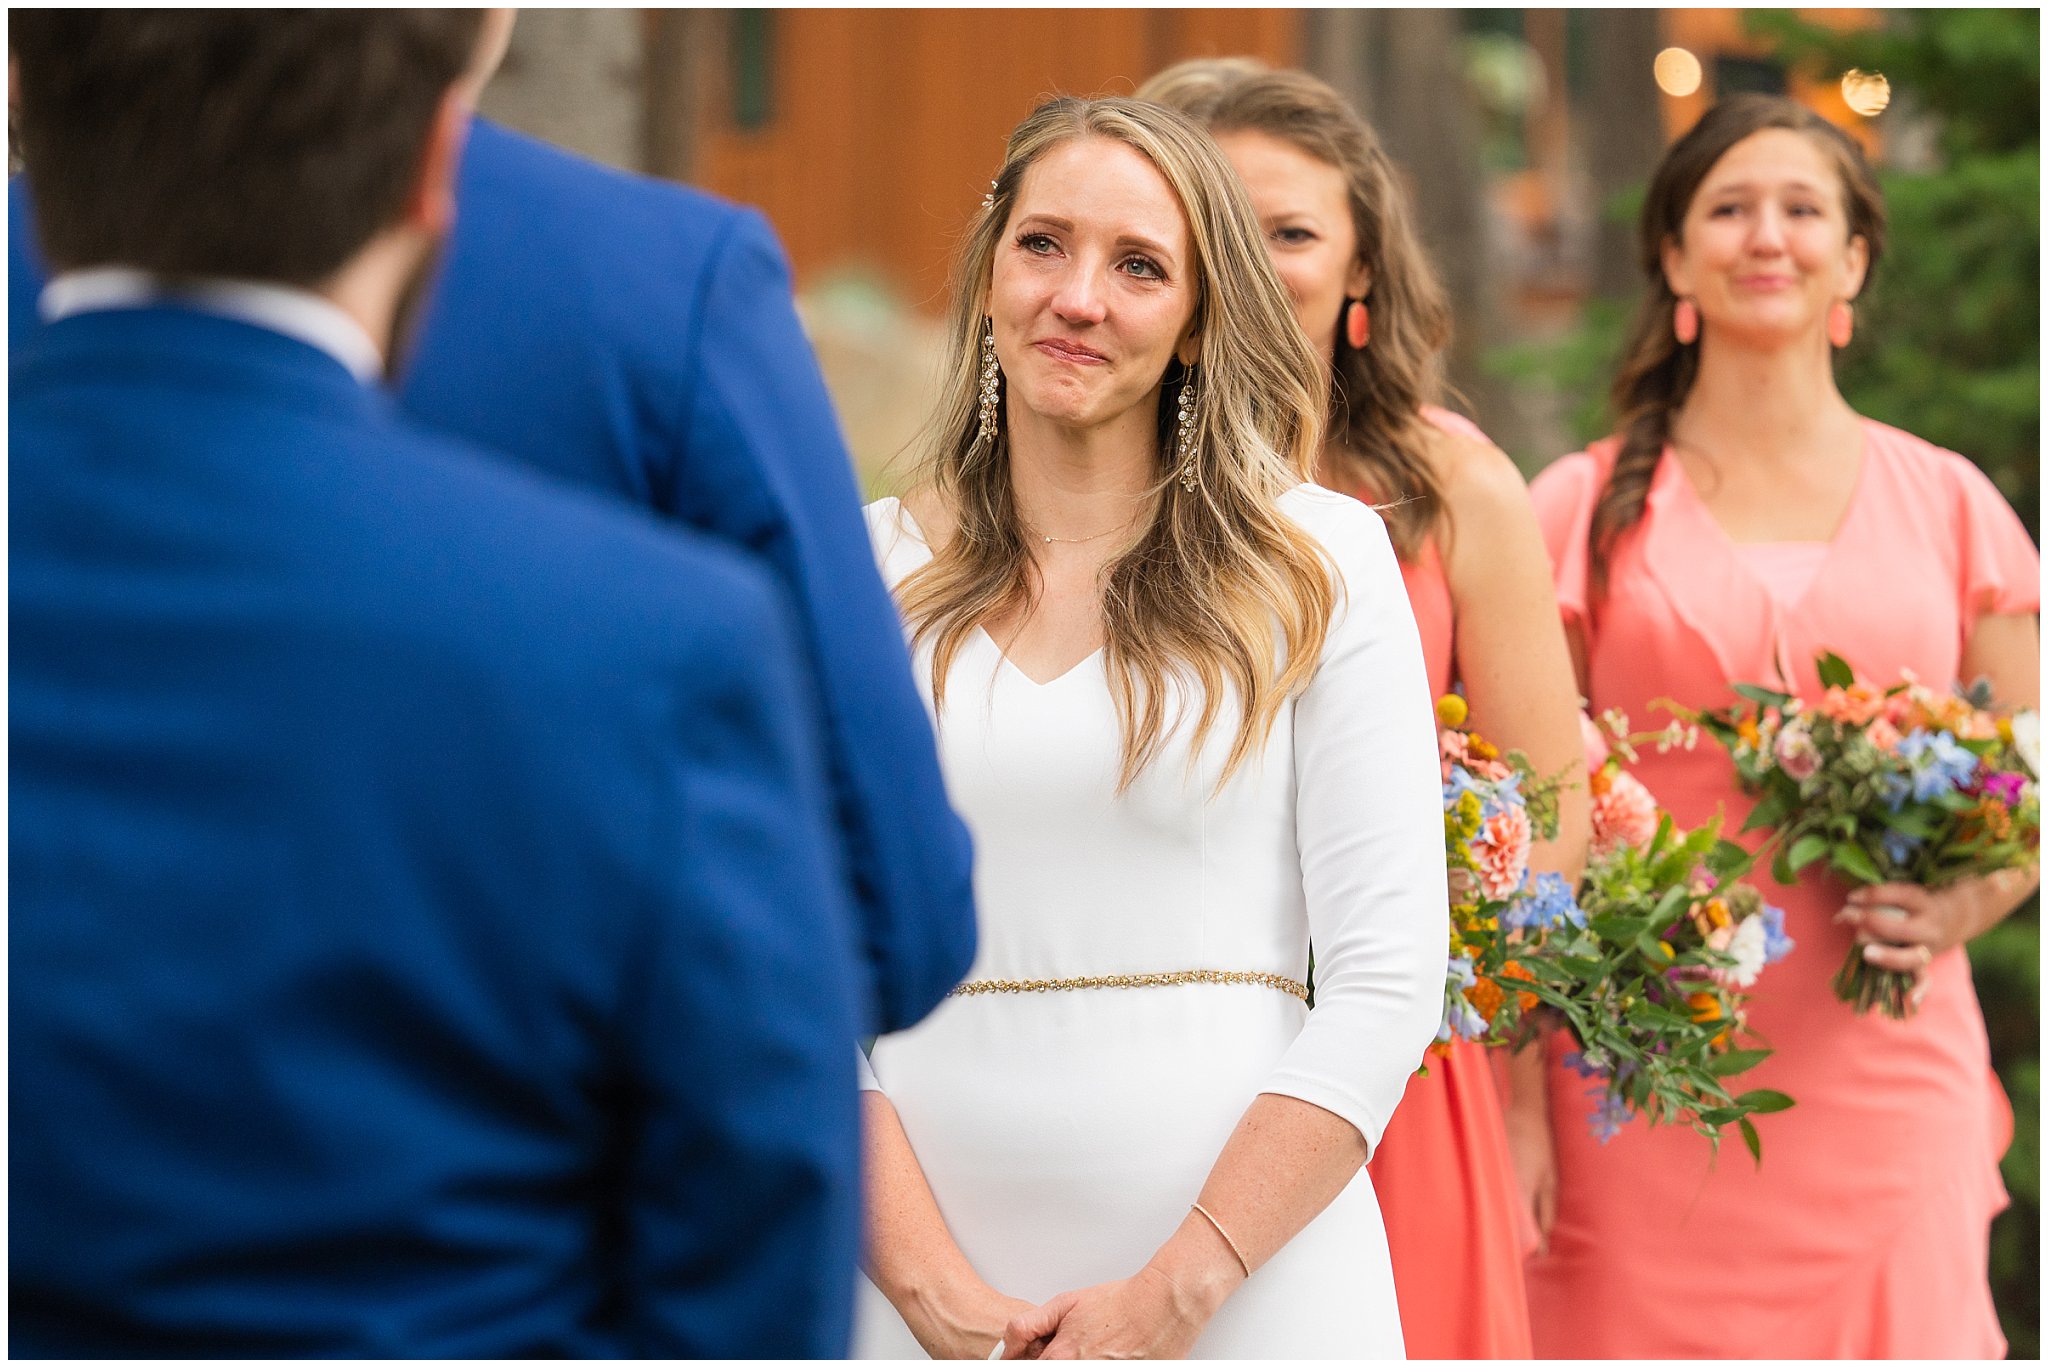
xmin=948 ymin=968 xmax=1308 ymax=1002
xmin=1190 ymin=1201 xmax=1252 ymax=1279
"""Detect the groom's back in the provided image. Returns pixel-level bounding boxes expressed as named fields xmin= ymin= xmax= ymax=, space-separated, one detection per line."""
xmin=7 ymin=15 xmax=860 ymax=1356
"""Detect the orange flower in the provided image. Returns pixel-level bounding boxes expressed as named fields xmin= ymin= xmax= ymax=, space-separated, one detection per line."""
xmin=1736 ymin=714 xmax=1762 ymax=749
xmin=1467 ymin=734 xmax=1500 ymax=762
xmin=1819 ymin=682 xmax=1884 ymax=726
xmin=1687 ymin=991 xmax=1723 ymax=1024
xmin=1464 ymin=976 xmax=1504 ymax=1023
xmin=1500 ymin=960 xmax=1540 ymax=1013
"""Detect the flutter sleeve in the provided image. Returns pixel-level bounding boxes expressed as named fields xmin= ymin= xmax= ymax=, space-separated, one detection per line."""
xmin=1258 ymin=492 xmax=1448 ymax=1156
xmin=1947 ymin=453 xmax=2041 ymax=622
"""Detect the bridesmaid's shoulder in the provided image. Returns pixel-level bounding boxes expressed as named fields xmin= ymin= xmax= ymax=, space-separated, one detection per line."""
xmin=1418 ymin=421 xmax=1535 ymax=530
xmin=1857 ymin=416 xmax=2005 ymax=503
xmin=1527 ymin=439 xmax=1618 ymax=513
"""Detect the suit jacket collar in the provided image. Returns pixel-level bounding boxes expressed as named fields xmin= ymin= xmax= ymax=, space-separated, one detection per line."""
xmin=13 ymin=303 xmax=391 ymax=427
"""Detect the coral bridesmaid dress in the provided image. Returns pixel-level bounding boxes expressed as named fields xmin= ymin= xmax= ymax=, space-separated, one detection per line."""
xmin=1354 ymin=406 xmax=1540 ymax=1359
xmin=1523 ymin=419 xmax=2034 ymax=1358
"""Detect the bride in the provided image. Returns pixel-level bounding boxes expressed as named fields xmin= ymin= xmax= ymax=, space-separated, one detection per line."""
xmin=855 ymin=96 xmax=1446 ymax=1359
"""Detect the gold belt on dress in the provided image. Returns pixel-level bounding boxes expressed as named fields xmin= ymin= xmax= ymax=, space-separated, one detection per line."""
xmin=948 ymin=968 xmax=1309 ymax=1002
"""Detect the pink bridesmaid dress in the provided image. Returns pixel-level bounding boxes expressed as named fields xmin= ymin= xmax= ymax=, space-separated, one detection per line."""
xmin=1523 ymin=418 xmax=2035 ymax=1358
xmin=1357 ymin=406 xmax=1538 ymax=1359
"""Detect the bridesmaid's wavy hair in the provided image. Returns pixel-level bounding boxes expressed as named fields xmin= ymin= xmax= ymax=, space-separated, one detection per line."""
xmin=896 ymin=95 xmax=1331 ymax=794
xmin=1590 ymin=94 xmax=1886 ymax=596
xmin=1140 ymin=57 xmax=1454 ymax=562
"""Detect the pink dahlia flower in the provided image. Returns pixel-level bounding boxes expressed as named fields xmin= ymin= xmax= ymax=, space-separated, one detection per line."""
xmin=1473 ymin=806 xmax=1533 ymax=901
xmin=1591 ymin=769 xmax=1660 ymax=857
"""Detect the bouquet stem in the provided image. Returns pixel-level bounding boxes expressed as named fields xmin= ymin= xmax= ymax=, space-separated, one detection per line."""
xmin=1829 ymin=944 xmax=1916 ymax=1020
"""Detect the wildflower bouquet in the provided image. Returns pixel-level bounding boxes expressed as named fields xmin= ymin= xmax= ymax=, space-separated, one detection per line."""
xmin=1685 ymin=652 xmax=2041 ymax=1019
xmin=1434 ymin=693 xmax=1563 ymax=1054
xmin=1518 ymin=712 xmax=1793 ymax=1157
xmin=1437 ymin=701 xmax=1793 ymax=1156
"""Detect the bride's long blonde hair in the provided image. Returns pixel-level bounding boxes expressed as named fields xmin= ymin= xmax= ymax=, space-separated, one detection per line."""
xmin=895 ymin=96 xmax=1333 ymax=793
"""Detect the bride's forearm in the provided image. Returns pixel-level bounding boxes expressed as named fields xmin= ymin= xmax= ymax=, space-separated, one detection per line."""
xmin=860 ymin=1092 xmax=996 ymax=1326
xmin=1142 ymin=1093 xmax=1366 ymax=1320
xmin=862 ymin=1091 xmax=972 ymax=1299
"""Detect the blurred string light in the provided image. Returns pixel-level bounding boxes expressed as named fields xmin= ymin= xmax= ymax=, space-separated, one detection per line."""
xmin=1841 ymin=69 xmax=1892 ymax=117
xmin=1654 ymin=47 xmax=1703 ymax=98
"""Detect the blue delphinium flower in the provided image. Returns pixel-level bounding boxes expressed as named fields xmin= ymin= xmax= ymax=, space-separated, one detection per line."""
xmin=1877 ymin=770 xmax=1913 ymax=813
xmin=1561 ymin=1049 xmax=1609 ymax=1081
xmin=1481 ymin=769 xmax=1524 ymax=819
xmin=1880 ymin=827 xmax=1925 ymax=869
xmin=1448 ymin=997 xmax=1489 ymax=1041
xmin=1442 ymin=767 xmax=1490 ymax=808
xmin=1587 ymin=1088 xmax=1634 ymax=1143
xmin=1505 ymin=871 xmax=1586 ymax=932
xmin=1759 ymin=904 xmax=1794 ymax=964
xmin=1897 ymin=729 xmax=1981 ymax=803
xmin=1447 ymin=953 xmax=1477 ymax=989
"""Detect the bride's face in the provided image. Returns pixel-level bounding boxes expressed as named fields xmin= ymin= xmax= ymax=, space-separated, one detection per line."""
xmin=987 ymin=135 xmax=1200 ymax=437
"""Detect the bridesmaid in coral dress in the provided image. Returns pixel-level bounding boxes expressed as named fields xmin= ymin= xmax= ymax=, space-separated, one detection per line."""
xmin=1143 ymin=60 xmax=1591 ymax=1358
xmin=1519 ymin=95 xmax=2039 ymax=1357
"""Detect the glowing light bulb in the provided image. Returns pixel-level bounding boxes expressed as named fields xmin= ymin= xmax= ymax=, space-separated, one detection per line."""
xmin=1654 ymin=47 xmax=1703 ymax=98
xmin=1841 ymin=69 xmax=1891 ymax=117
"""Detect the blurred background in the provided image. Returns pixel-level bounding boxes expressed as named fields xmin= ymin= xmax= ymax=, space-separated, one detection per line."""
xmin=476 ymin=7 xmax=2037 ymax=1351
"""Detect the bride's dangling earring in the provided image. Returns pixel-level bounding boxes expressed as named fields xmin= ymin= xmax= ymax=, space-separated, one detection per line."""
xmin=976 ymin=320 xmax=1001 ymax=449
xmin=1175 ymin=372 xmax=1199 ymax=493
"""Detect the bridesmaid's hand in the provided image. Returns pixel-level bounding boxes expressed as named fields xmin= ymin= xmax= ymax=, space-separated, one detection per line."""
xmin=1499 ymin=1042 xmax=1558 ymax=1253
xmin=1000 ymin=1267 xmax=1214 ymax=1361
xmin=1838 ymin=873 xmax=2036 ymax=1007
xmin=1503 ymin=1100 xmax=1558 ymax=1253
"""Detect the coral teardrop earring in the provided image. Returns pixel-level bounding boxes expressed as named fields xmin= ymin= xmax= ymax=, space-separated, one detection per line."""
xmin=1672 ymin=297 xmax=1699 ymax=346
xmin=1827 ymin=299 xmax=1855 ymax=348
xmin=1345 ymin=298 xmax=1370 ymax=350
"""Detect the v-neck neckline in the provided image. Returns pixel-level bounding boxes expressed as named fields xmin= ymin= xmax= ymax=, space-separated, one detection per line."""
xmin=1659 ymin=417 xmax=1874 ymax=616
xmin=885 ymin=499 xmax=1105 ymax=690
xmin=975 ymin=625 xmax=1105 ymax=689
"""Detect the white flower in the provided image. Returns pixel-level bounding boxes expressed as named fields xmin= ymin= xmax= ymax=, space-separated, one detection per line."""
xmin=2012 ymin=709 xmax=2040 ymax=779
xmin=1725 ymin=914 xmax=1769 ymax=988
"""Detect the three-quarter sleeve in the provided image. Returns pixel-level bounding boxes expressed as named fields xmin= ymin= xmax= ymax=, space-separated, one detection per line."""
xmin=1947 ymin=452 xmax=2041 ymax=622
xmin=1528 ymin=448 xmax=1603 ymax=636
xmin=1258 ymin=492 xmax=1448 ymax=1155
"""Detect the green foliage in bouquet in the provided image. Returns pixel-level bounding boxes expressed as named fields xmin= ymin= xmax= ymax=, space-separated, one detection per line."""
xmin=1436 ymin=702 xmax=1793 ymax=1155
xmin=1515 ymin=808 xmax=1793 ymax=1162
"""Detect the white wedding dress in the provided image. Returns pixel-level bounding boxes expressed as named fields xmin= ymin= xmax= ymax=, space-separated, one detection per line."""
xmin=853 ymin=485 xmax=1447 ymax=1359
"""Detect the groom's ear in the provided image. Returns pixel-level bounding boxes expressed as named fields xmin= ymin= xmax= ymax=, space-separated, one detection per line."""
xmin=400 ymin=85 xmax=473 ymax=241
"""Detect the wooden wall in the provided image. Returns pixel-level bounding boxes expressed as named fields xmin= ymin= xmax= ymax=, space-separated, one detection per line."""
xmin=689 ymin=9 xmax=1302 ymax=307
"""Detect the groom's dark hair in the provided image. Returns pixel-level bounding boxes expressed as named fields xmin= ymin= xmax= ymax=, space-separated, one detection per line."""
xmin=11 ymin=11 xmax=484 ymax=283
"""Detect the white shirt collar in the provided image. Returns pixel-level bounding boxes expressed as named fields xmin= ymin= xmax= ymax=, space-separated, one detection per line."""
xmin=40 ymin=267 xmax=384 ymax=384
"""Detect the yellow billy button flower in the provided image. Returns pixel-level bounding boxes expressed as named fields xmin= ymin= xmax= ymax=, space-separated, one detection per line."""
xmin=1436 ymin=694 xmax=1469 ymax=729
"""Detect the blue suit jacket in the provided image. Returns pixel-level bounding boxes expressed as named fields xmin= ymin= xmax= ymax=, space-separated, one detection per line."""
xmin=11 ymin=305 xmax=862 ymax=1357
xmin=11 ymin=121 xmax=976 ymax=1035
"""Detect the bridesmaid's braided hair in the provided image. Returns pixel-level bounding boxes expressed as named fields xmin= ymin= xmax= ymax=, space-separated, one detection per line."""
xmin=1140 ymin=58 xmax=1454 ymax=562
xmin=1591 ymin=94 xmax=1887 ymax=597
